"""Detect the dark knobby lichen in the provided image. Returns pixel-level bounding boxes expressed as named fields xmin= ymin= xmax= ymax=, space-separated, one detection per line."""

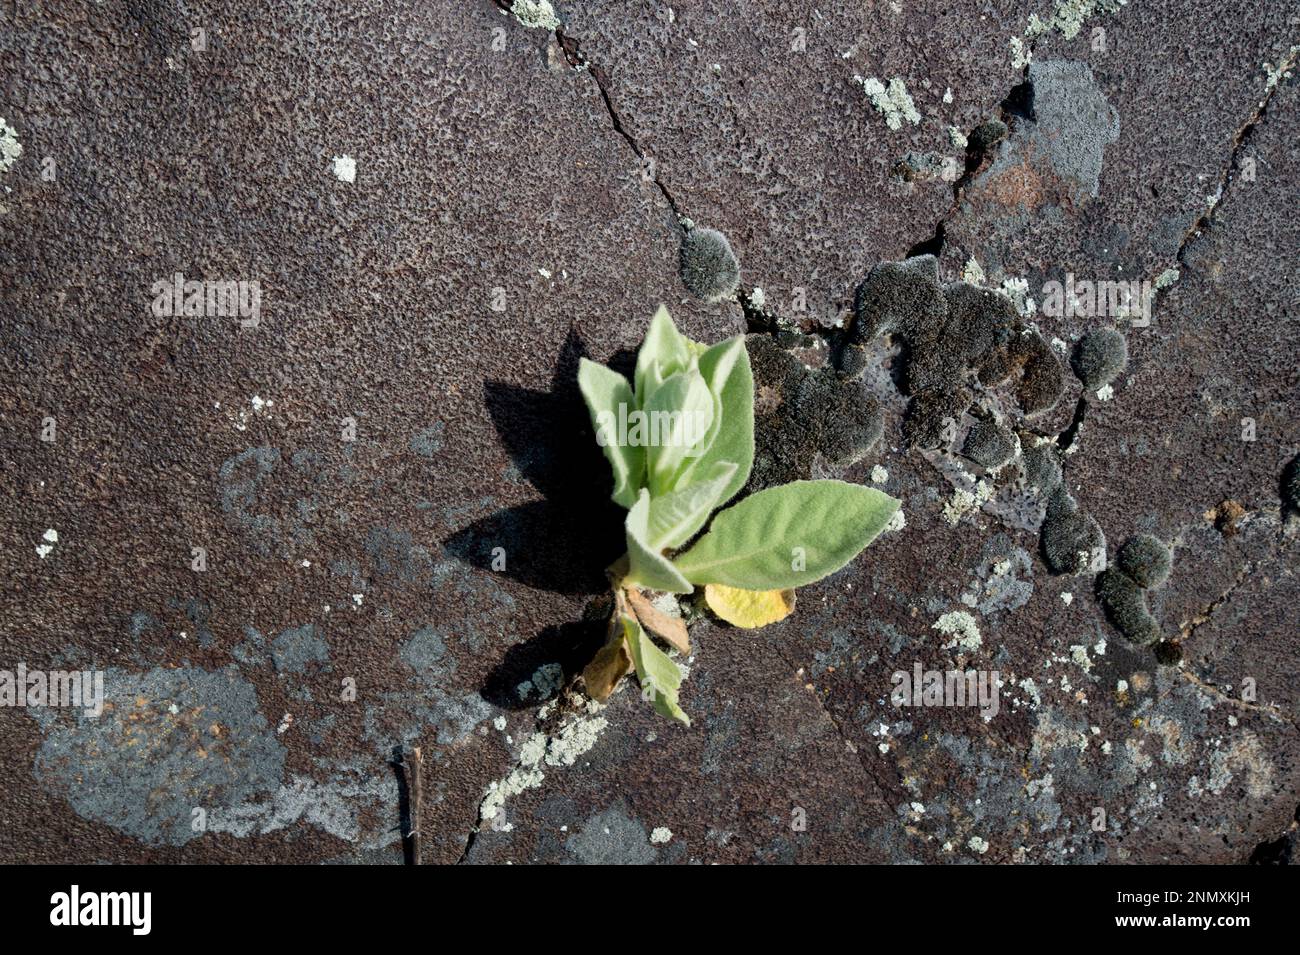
xmin=1040 ymin=487 xmax=1105 ymax=575
xmin=1020 ymin=441 xmax=1063 ymax=495
xmin=940 ymin=281 xmax=1019 ymax=373
xmin=746 ymin=334 xmax=883 ymax=490
xmin=1097 ymin=568 xmax=1162 ymax=645
xmin=1070 ymin=327 xmax=1128 ymax=391
xmin=968 ymin=118 xmax=1009 ymax=152
xmin=903 ymin=386 xmax=972 ymax=451
xmin=851 ymin=254 xmax=947 ymax=346
xmin=679 ymin=226 xmax=740 ymax=302
xmin=850 ymin=256 xmax=1060 ymax=448
xmin=963 ymin=418 xmax=1017 ymax=469
xmin=1115 ymin=534 xmax=1172 ymax=589
xmin=1098 ymin=531 xmax=1174 ymax=646
xmin=977 ymin=326 xmax=1065 ymax=416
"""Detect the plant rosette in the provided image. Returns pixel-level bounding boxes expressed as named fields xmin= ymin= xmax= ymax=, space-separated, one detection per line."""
xmin=578 ymin=307 xmax=900 ymax=725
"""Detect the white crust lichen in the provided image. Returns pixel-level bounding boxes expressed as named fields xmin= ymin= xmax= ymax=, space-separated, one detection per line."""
xmin=511 ymin=0 xmax=560 ymax=30
xmin=853 ymin=76 xmax=921 ymax=130
xmin=0 ymin=118 xmax=22 ymax=174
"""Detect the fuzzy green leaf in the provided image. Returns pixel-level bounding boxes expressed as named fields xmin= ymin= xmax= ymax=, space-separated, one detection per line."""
xmin=672 ymin=479 xmax=899 ymax=589
xmin=642 ymin=369 xmax=714 ymax=496
xmin=577 ymin=358 xmax=643 ymax=509
xmin=699 ymin=334 xmax=746 ymax=395
xmin=623 ymin=613 xmax=690 ymax=726
xmin=646 ymin=461 xmax=738 ymax=550
xmin=625 ymin=489 xmax=693 ymax=593
xmin=634 ymin=306 xmax=693 ymax=402
xmin=676 ymin=336 xmax=753 ymax=507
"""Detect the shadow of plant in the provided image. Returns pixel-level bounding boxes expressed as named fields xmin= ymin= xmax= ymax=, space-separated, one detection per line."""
xmin=442 ymin=328 xmax=631 ymax=708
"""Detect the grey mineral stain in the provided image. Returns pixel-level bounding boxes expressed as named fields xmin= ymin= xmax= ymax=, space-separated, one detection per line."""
xmin=401 ymin=625 xmax=447 ymax=678
xmin=565 ymin=804 xmax=657 ymax=864
xmin=965 ymin=538 xmax=1035 ymax=615
xmin=363 ymin=622 xmax=495 ymax=754
xmin=218 ymin=446 xmax=282 ymax=556
xmin=409 ymin=422 xmax=445 ymax=457
xmin=270 ymin=624 xmax=329 ymax=674
xmin=365 ymin=525 xmax=435 ymax=586
xmin=994 ymin=59 xmax=1119 ymax=200
xmin=812 ymin=628 xmax=865 ymax=677
xmin=232 ymin=625 xmax=268 ymax=666
xmin=128 ymin=611 xmax=157 ymax=639
xmin=208 ymin=758 xmax=400 ymax=848
xmin=33 ymin=666 xmax=285 ymax=847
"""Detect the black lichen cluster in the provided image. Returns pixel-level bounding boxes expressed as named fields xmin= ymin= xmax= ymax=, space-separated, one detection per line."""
xmin=1040 ymin=486 xmax=1106 ymax=575
xmin=1115 ymin=534 xmax=1172 ymax=588
xmin=1020 ymin=442 xmax=1063 ymax=495
xmin=968 ymin=119 xmax=1009 ymax=152
xmin=1097 ymin=534 xmax=1173 ymax=646
xmin=1070 ymin=327 xmax=1128 ymax=391
xmin=963 ymin=417 xmax=1017 ymax=469
xmin=679 ymin=226 xmax=740 ymax=303
xmin=745 ymin=334 xmax=883 ymax=491
xmin=847 ymin=254 xmax=1063 ymax=449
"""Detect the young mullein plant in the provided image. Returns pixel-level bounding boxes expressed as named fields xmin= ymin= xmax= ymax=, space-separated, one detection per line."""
xmin=577 ymin=307 xmax=900 ymax=724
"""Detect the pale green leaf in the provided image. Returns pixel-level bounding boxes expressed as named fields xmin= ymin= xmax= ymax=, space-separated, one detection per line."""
xmin=577 ymin=358 xmax=643 ymax=509
xmin=623 ymin=614 xmax=690 ymax=726
xmin=675 ymin=336 xmax=753 ymax=505
xmin=625 ymin=489 xmax=693 ymax=593
xmin=634 ymin=306 xmax=692 ymax=402
xmin=646 ymin=461 xmax=737 ymax=550
xmin=698 ymin=335 xmax=746 ymax=395
xmin=642 ymin=369 xmax=714 ymax=496
xmin=672 ymin=479 xmax=899 ymax=589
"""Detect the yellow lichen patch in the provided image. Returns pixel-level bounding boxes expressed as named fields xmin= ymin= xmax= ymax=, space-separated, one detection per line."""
xmin=704 ymin=583 xmax=796 ymax=628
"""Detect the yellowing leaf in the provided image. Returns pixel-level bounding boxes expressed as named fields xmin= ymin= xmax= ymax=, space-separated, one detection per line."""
xmin=583 ymin=633 xmax=634 ymax=702
xmin=704 ymin=583 xmax=796 ymax=628
xmin=625 ymin=587 xmax=690 ymax=654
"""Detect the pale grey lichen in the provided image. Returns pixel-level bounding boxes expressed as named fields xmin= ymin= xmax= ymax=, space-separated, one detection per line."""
xmin=477 ymin=710 xmax=609 ymax=829
xmin=854 ymin=76 xmax=921 ymax=130
xmin=1027 ymin=0 xmax=1127 ymax=42
xmin=511 ymin=0 xmax=560 ymax=30
xmin=1262 ymin=45 xmax=1300 ymax=91
xmin=1010 ymin=36 xmax=1033 ymax=70
xmin=0 ymin=117 xmax=22 ymax=174
xmin=933 ymin=610 xmax=982 ymax=651
xmin=331 ymin=154 xmax=356 ymax=183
